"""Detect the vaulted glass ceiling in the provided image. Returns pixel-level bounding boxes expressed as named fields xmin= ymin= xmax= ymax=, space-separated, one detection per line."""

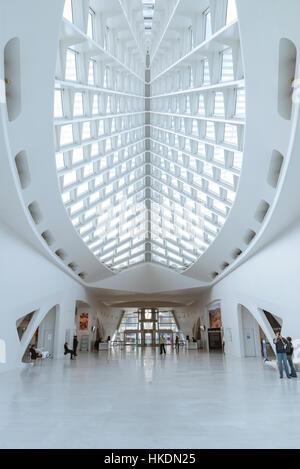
xmin=55 ymin=0 xmax=244 ymax=273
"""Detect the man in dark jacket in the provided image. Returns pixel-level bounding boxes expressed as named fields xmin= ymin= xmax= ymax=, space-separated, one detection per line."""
xmin=286 ymin=337 xmax=297 ymax=378
xmin=73 ymin=335 xmax=78 ymax=357
xmin=273 ymin=332 xmax=290 ymax=379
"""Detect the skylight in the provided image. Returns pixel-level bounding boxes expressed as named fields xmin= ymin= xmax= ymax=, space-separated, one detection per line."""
xmin=142 ymin=0 xmax=155 ymax=48
xmin=55 ymin=0 xmax=244 ymax=274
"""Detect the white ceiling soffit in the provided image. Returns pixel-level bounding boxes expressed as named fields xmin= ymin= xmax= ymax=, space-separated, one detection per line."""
xmin=91 ymin=262 xmax=206 ymax=293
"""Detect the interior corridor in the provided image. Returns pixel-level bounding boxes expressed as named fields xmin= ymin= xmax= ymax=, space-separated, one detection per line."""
xmin=0 ymin=349 xmax=299 ymax=449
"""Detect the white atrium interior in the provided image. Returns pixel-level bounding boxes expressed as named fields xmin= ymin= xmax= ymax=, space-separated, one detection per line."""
xmin=1 ymin=0 xmax=300 ymax=450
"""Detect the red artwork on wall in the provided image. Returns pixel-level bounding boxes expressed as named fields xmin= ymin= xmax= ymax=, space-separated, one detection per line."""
xmin=209 ymin=304 xmax=222 ymax=328
xmin=79 ymin=313 xmax=88 ymax=330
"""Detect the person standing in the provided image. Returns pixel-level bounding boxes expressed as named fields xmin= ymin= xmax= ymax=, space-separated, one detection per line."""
xmin=175 ymin=335 xmax=180 ymax=353
xmin=286 ymin=337 xmax=297 ymax=378
xmin=273 ymin=332 xmax=290 ymax=379
xmin=73 ymin=335 xmax=78 ymax=357
xmin=160 ymin=335 xmax=166 ymax=355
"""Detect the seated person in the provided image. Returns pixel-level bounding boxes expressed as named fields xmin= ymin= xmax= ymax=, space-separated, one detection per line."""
xmin=29 ymin=345 xmax=41 ymax=361
xmin=64 ymin=342 xmax=74 ymax=359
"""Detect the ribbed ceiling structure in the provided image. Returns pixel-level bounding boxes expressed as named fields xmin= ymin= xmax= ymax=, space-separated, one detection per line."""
xmin=54 ymin=0 xmax=245 ymax=273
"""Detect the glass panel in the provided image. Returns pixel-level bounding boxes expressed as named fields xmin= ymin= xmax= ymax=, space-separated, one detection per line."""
xmin=73 ymin=92 xmax=83 ymax=116
xmin=235 ymin=89 xmax=246 ymax=117
xmin=214 ymin=92 xmax=225 ymax=116
xmin=65 ymin=49 xmax=77 ymax=81
xmin=54 ymin=89 xmax=63 ymax=118
xmin=226 ymin=0 xmax=237 ymax=24
xmin=87 ymin=9 xmax=95 ymax=39
xmin=204 ymin=9 xmax=212 ymax=40
xmin=60 ymin=124 xmax=73 ymax=146
xmin=63 ymin=0 xmax=73 ymax=23
xmin=220 ymin=48 xmax=234 ymax=82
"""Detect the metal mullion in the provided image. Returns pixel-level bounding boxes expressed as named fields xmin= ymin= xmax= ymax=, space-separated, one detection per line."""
xmin=70 ymin=181 xmax=146 ymax=223
xmin=149 ymin=165 xmax=232 ymax=208
xmin=62 ymin=18 xmax=145 ymax=83
xmin=150 ymin=238 xmax=197 ymax=262
xmin=56 ymin=79 xmax=144 ymax=99
xmin=89 ymin=211 xmax=148 ymax=252
xmin=91 ymin=230 xmax=146 ymax=255
xmin=152 ymin=196 xmax=222 ymax=235
xmin=149 ymin=184 xmax=225 ymax=220
xmin=149 ymin=110 xmax=244 ymax=126
xmin=150 ymin=0 xmax=182 ymax=66
xmin=150 ymin=217 xmax=209 ymax=250
xmin=85 ymin=197 xmax=147 ymax=245
xmin=57 ymin=124 xmax=146 ymax=154
xmin=150 ymin=21 xmax=238 ymax=84
xmin=149 ymin=80 xmax=244 ymax=99
xmin=63 ymin=151 xmax=145 ymax=194
xmin=150 ymin=136 xmax=240 ymax=176
xmin=59 ymin=139 xmax=146 ymax=176
xmin=55 ymin=111 xmax=145 ymax=126
xmin=150 ymin=124 xmax=240 ymax=153
xmin=63 ymin=157 xmax=145 ymax=197
xmin=150 ymin=149 xmax=235 ymax=192
xmin=117 ymin=0 xmax=146 ymax=62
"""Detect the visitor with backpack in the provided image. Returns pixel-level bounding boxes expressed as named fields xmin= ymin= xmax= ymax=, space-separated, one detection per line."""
xmin=286 ymin=337 xmax=297 ymax=378
xmin=273 ymin=332 xmax=290 ymax=379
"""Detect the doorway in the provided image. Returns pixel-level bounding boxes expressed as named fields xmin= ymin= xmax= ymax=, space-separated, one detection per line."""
xmin=243 ymin=328 xmax=256 ymax=357
xmin=239 ymin=305 xmax=261 ymax=357
xmin=37 ymin=306 xmax=57 ymax=356
xmin=144 ymin=332 xmax=152 ymax=346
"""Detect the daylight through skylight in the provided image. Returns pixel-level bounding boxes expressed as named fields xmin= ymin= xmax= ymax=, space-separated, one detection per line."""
xmin=55 ymin=0 xmax=244 ymax=273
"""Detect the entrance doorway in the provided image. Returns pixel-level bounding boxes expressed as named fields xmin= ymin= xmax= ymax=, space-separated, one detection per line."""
xmin=239 ymin=305 xmax=261 ymax=357
xmin=116 ymin=308 xmax=180 ymax=347
xmin=144 ymin=332 xmax=152 ymax=346
xmin=208 ymin=328 xmax=223 ymax=350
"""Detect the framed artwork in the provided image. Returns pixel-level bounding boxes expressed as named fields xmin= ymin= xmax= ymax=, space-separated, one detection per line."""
xmin=209 ymin=303 xmax=222 ymax=328
xmin=79 ymin=313 xmax=88 ymax=330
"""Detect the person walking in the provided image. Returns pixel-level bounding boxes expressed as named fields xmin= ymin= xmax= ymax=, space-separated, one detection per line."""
xmin=175 ymin=335 xmax=180 ymax=353
xmin=73 ymin=335 xmax=79 ymax=357
xmin=160 ymin=335 xmax=166 ymax=355
xmin=286 ymin=336 xmax=297 ymax=378
xmin=64 ymin=342 xmax=75 ymax=360
xmin=273 ymin=332 xmax=290 ymax=379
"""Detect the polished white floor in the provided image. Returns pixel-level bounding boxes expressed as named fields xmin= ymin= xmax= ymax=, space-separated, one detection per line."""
xmin=0 ymin=347 xmax=299 ymax=449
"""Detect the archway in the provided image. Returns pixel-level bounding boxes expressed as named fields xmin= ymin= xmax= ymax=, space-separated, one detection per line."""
xmin=239 ymin=305 xmax=261 ymax=357
xmin=21 ymin=305 xmax=59 ymax=362
xmin=238 ymin=305 xmax=278 ymax=358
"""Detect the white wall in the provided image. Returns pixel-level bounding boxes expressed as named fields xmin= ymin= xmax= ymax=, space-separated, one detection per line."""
xmin=0 ymin=220 xmax=122 ymax=372
xmin=187 ymin=218 xmax=300 ymax=358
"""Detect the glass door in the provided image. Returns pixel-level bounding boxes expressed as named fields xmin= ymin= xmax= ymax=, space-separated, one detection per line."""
xmin=145 ymin=332 xmax=152 ymax=346
xmin=124 ymin=332 xmax=137 ymax=345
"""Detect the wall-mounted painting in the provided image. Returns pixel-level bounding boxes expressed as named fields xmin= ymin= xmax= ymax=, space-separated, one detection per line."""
xmin=209 ymin=303 xmax=222 ymax=328
xmin=79 ymin=313 xmax=88 ymax=330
